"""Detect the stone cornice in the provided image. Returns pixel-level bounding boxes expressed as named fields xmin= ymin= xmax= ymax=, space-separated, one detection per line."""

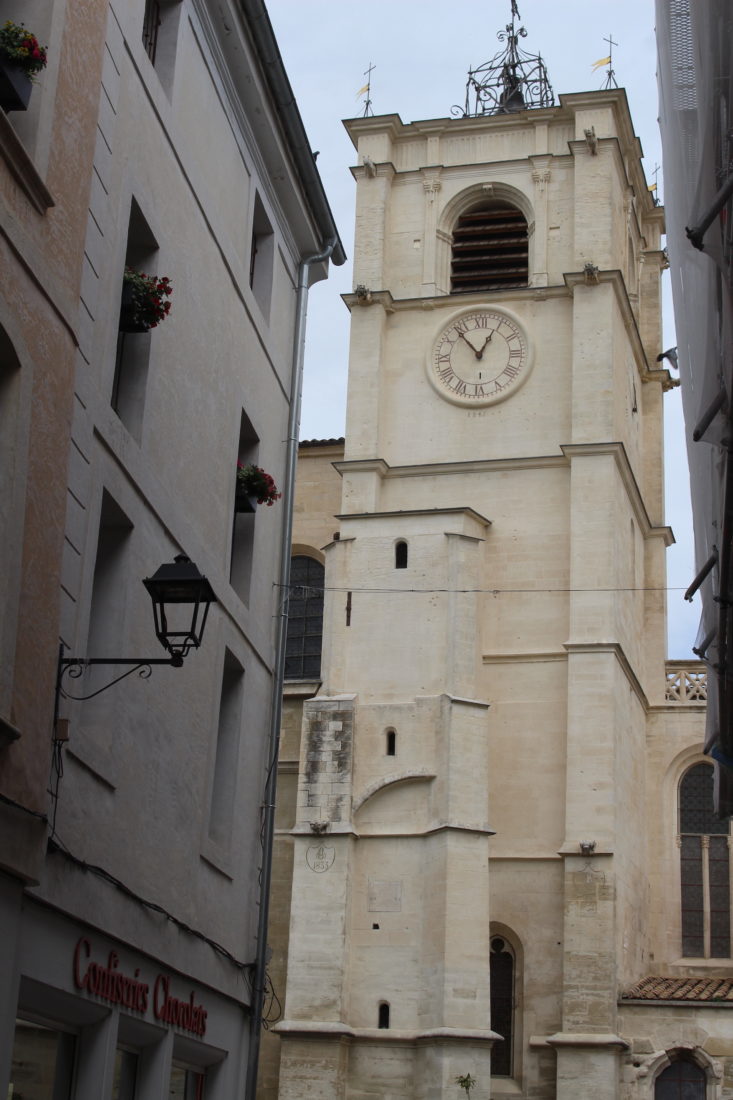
xmin=563 ymin=268 xmax=673 ymax=388
xmin=543 ymin=1031 xmax=630 ymax=1051
xmin=335 ymin=454 xmax=568 ymax=480
xmin=336 ymin=506 xmax=491 ymax=528
xmin=483 ymin=651 xmax=567 ymax=665
xmin=275 ymin=1019 xmax=501 ymax=1043
xmin=563 ymin=641 xmax=648 ymax=709
xmin=561 ymin=442 xmax=674 ymax=545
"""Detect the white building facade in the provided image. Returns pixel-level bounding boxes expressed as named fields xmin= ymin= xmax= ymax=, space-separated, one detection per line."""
xmin=267 ymin=67 xmax=731 ymax=1100
xmin=0 ymin=2 xmax=342 ymax=1099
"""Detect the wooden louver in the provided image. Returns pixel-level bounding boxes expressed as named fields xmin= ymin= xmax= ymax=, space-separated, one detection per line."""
xmin=451 ymin=202 xmax=528 ymax=293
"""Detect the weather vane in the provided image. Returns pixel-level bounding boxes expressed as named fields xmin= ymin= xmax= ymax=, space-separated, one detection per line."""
xmin=356 ymin=62 xmax=375 ymax=118
xmin=592 ymin=34 xmax=619 ymax=89
xmin=452 ymin=0 xmax=554 ymax=118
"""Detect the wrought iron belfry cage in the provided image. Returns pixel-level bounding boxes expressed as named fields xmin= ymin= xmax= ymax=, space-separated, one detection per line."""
xmin=453 ymin=1 xmax=554 ymax=118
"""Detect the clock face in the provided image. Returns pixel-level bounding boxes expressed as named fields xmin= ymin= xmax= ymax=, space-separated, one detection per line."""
xmin=428 ymin=309 xmax=531 ymax=406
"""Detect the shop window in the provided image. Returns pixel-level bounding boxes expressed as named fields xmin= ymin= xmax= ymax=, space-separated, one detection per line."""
xmin=113 ymin=1048 xmax=139 ymax=1100
xmin=208 ymin=651 xmax=244 ymax=847
xmin=386 ymin=729 xmax=396 ymax=756
xmin=679 ymin=762 xmax=731 ymax=957
xmin=285 ymin=556 xmax=325 ymax=679
xmin=249 ymin=192 xmax=274 ymax=319
xmin=112 ymin=200 xmax=159 ymax=443
xmin=170 ymin=1064 xmax=205 ymax=1100
xmin=490 ymin=936 xmax=515 ymax=1077
xmin=378 ymin=1002 xmax=390 ymax=1029
xmin=451 ymin=201 xmax=528 ymax=293
xmin=655 ymin=1054 xmax=705 ymax=1098
xmin=10 ymin=1018 xmax=76 ymax=1100
xmin=142 ymin=0 xmax=182 ymax=94
xmin=395 ymin=540 xmax=408 ymax=569
xmin=230 ymin=410 xmax=259 ymax=603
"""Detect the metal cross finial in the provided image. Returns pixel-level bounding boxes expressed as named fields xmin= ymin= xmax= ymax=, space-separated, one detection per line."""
xmin=601 ymin=33 xmax=619 ymax=89
xmin=360 ymin=61 xmax=375 ymax=118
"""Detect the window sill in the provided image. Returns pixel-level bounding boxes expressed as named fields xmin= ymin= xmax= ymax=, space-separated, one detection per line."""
xmin=0 ymin=714 xmax=21 ymax=748
xmin=0 ymin=110 xmax=54 ymax=213
xmin=283 ymin=679 xmax=322 ymax=698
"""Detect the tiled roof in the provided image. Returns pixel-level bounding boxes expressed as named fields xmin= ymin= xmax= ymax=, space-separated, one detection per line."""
xmin=622 ymin=976 xmax=733 ymax=1003
xmin=299 ymin=437 xmax=345 ymax=447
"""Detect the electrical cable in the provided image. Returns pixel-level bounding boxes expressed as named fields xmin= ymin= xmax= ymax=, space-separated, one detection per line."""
xmin=46 ymin=835 xmax=255 ymax=976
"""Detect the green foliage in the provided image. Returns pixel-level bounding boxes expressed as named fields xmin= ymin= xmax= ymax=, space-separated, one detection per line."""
xmin=236 ymin=463 xmax=282 ymax=506
xmin=0 ymin=21 xmax=47 ymax=75
xmin=123 ymin=268 xmax=173 ymax=329
xmin=456 ymin=1073 xmax=476 ymax=1098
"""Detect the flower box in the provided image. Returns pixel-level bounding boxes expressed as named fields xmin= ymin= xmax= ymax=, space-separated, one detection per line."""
xmin=0 ymin=57 xmax=31 ymax=112
xmin=0 ymin=21 xmax=46 ymax=112
xmin=235 ymin=463 xmax=281 ymax=509
xmin=119 ymin=282 xmax=151 ymax=333
xmin=234 ymin=487 xmax=258 ymax=514
xmin=119 ymin=270 xmax=172 ymax=333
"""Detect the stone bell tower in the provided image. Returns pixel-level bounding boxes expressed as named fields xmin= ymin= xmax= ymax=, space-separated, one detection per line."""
xmin=275 ymin=8 xmax=673 ymax=1098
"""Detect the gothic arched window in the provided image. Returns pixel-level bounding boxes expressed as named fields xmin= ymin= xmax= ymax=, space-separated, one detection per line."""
xmin=654 ymin=1055 xmax=705 ymax=1099
xmin=451 ymin=201 xmax=528 ymax=294
xmin=490 ymin=936 xmax=515 ymax=1076
xmin=679 ymin=762 xmax=730 ymax=957
xmin=285 ymin=556 xmax=325 ymax=680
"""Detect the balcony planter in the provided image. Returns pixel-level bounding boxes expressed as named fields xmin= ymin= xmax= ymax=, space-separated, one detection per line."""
xmin=0 ymin=22 xmax=46 ymax=112
xmin=234 ymin=487 xmax=258 ymax=514
xmin=119 ymin=269 xmax=172 ymax=334
xmin=119 ymin=282 xmax=150 ymax=333
xmin=235 ymin=463 xmax=281 ymax=510
xmin=0 ymin=58 xmax=31 ymax=112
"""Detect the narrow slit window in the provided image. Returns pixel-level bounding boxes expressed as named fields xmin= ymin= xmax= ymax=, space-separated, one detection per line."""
xmin=378 ymin=1003 xmax=390 ymax=1029
xmin=451 ymin=201 xmax=528 ymax=293
xmin=386 ymin=730 xmax=396 ymax=756
xmin=395 ymin=541 xmax=408 ymax=569
xmin=113 ymin=199 xmax=159 ymax=443
xmin=490 ymin=936 xmax=515 ymax=1077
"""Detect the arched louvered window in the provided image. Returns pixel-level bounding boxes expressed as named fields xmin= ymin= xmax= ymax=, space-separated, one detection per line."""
xmin=451 ymin=201 xmax=528 ymax=293
xmin=679 ymin=762 xmax=730 ymax=957
xmin=655 ymin=1055 xmax=705 ymax=1098
xmin=285 ymin=556 xmax=325 ymax=679
xmin=490 ymin=936 xmax=514 ymax=1076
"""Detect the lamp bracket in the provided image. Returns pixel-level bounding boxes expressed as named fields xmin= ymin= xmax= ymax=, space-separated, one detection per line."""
xmin=56 ymin=654 xmax=182 ymax=706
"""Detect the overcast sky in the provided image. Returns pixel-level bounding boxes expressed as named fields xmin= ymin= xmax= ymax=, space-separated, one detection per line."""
xmin=267 ymin=0 xmax=700 ymax=659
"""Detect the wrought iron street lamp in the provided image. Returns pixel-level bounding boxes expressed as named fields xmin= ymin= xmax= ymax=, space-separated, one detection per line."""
xmin=56 ymin=555 xmax=217 ymax=706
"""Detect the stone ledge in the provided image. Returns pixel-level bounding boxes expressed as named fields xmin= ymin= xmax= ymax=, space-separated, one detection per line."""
xmin=275 ymin=1020 xmax=501 ymax=1044
xmin=0 ymin=715 xmax=21 ymax=748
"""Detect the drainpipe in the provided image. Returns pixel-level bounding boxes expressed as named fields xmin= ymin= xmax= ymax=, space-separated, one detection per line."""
xmin=245 ymin=237 xmax=337 ymax=1100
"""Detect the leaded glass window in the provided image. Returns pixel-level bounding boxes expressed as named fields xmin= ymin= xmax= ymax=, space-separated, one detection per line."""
xmin=654 ymin=1055 xmax=705 ymax=1099
xmin=285 ymin=556 xmax=324 ymax=680
xmin=490 ymin=936 xmax=514 ymax=1077
xmin=679 ymin=762 xmax=731 ymax=957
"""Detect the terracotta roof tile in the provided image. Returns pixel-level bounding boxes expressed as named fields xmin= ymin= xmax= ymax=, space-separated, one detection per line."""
xmin=299 ymin=437 xmax=345 ymax=447
xmin=622 ymin=976 xmax=733 ymax=1002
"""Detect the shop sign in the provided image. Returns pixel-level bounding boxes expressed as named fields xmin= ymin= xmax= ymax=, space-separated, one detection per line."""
xmin=73 ymin=937 xmax=208 ymax=1037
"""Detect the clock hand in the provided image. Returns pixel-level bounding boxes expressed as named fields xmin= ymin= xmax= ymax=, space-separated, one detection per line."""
xmin=475 ymin=334 xmax=493 ymax=360
xmin=456 ymin=329 xmax=481 ymax=358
